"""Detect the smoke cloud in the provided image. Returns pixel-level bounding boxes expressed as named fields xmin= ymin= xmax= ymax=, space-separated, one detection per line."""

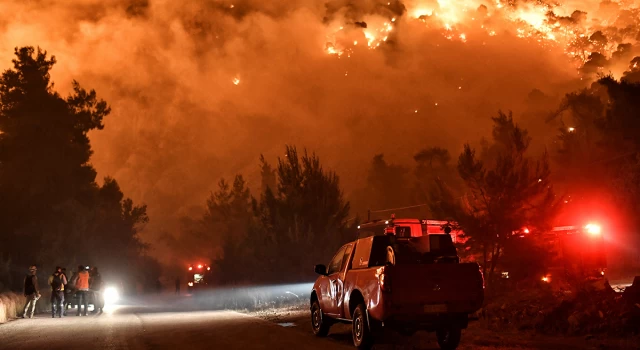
xmin=0 ymin=0 xmax=637 ymax=252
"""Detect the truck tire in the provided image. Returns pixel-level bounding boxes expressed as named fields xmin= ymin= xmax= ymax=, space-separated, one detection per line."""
xmin=311 ymin=300 xmax=331 ymax=337
xmin=436 ymin=326 xmax=462 ymax=350
xmin=352 ymin=303 xmax=373 ymax=350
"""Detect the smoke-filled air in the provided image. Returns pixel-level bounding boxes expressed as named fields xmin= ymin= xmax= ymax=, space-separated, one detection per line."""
xmin=2 ymin=0 xmax=638 ymax=256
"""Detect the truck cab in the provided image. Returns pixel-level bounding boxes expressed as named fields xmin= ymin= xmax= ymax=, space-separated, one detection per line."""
xmin=310 ymin=218 xmax=484 ymax=350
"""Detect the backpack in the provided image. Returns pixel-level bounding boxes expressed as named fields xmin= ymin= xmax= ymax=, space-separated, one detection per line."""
xmin=51 ymin=273 xmax=63 ymax=291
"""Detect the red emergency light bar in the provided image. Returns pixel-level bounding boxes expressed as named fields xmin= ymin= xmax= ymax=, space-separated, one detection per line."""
xmin=551 ymin=223 xmax=602 ymax=236
xmin=421 ymin=219 xmax=450 ymax=225
xmin=188 ymin=264 xmax=211 ymax=271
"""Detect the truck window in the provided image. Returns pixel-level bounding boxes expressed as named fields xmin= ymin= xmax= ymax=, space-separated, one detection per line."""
xmin=428 ymin=234 xmax=457 ymax=256
xmin=393 ymin=235 xmax=458 ymax=264
xmin=369 ymin=235 xmax=394 ymax=267
xmin=340 ymin=244 xmax=354 ymax=271
xmin=367 ymin=235 xmax=458 ymax=265
xmin=395 ymin=226 xmax=411 ymax=238
xmin=327 ymin=246 xmax=347 ymax=275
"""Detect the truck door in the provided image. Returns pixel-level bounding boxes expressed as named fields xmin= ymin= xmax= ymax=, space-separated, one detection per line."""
xmin=325 ymin=243 xmax=354 ymax=317
xmin=319 ymin=245 xmax=346 ymax=313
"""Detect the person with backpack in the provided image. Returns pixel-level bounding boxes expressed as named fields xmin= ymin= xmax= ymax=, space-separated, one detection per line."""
xmin=22 ymin=265 xmax=40 ymax=319
xmin=48 ymin=267 xmax=67 ymax=318
xmin=90 ymin=267 xmax=104 ymax=314
xmin=74 ymin=265 xmax=90 ymax=316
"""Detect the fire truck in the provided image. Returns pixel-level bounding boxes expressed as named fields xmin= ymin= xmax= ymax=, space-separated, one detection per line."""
xmin=186 ymin=263 xmax=214 ymax=294
xmin=544 ymin=223 xmax=607 ymax=282
xmin=360 ymin=214 xmax=607 ymax=284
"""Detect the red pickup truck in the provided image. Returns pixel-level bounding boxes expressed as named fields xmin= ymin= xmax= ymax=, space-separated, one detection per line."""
xmin=310 ymin=219 xmax=484 ymax=349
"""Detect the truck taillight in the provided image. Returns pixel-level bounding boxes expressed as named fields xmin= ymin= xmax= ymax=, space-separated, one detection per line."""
xmin=379 ymin=272 xmax=391 ymax=292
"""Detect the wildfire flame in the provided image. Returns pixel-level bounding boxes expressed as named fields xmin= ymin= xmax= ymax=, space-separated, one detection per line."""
xmin=324 ymin=0 xmax=640 ymax=77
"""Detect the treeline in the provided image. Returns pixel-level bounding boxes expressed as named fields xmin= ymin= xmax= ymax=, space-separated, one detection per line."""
xmin=163 ymin=147 xmax=356 ymax=284
xmin=173 ymin=75 xmax=640 ymax=288
xmin=0 ymin=47 xmax=157 ymax=293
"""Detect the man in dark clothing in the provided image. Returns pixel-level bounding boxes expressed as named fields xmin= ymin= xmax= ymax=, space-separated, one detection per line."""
xmin=23 ymin=265 xmax=40 ymax=319
xmin=49 ymin=267 xmax=67 ymax=318
xmin=175 ymin=277 xmax=180 ymax=295
xmin=90 ymin=267 xmax=104 ymax=314
xmin=62 ymin=268 xmax=72 ymax=316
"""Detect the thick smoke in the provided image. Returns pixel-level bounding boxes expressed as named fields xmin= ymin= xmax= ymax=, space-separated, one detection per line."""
xmin=0 ymin=0 xmax=636 ymax=252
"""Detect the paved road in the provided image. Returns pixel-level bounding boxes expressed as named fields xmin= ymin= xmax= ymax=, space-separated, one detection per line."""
xmin=2 ymin=295 xmax=637 ymax=350
xmin=0 ymin=296 xmax=351 ymax=350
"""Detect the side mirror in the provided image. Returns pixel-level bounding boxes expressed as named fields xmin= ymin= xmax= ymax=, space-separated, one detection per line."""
xmin=314 ymin=264 xmax=327 ymax=276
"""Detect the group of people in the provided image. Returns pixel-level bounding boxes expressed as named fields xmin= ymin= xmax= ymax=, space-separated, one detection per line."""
xmin=23 ymin=265 xmax=105 ymax=319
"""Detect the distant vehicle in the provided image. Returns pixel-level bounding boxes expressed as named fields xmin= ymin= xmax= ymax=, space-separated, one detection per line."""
xmin=187 ymin=263 xmax=214 ymax=294
xmin=310 ymin=217 xmax=484 ymax=350
xmin=68 ymin=290 xmax=96 ymax=308
xmin=544 ymin=223 xmax=607 ymax=282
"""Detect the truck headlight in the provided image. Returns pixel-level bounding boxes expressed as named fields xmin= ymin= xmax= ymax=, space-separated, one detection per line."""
xmin=104 ymin=286 xmax=120 ymax=305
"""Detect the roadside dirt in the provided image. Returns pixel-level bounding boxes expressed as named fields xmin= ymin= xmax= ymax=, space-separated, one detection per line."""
xmin=248 ymin=306 xmax=640 ymax=350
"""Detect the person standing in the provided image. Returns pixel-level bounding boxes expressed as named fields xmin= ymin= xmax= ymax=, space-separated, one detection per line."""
xmin=62 ymin=267 xmax=72 ymax=316
xmin=22 ymin=265 xmax=40 ymax=319
xmin=175 ymin=277 xmax=180 ymax=295
xmin=75 ymin=265 xmax=90 ymax=316
xmin=48 ymin=267 xmax=66 ymax=318
xmin=90 ymin=267 xmax=104 ymax=314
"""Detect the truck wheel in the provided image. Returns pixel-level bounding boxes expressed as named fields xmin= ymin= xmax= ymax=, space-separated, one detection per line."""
xmin=311 ymin=300 xmax=331 ymax=337
xmin=436 ymin=326 xmax=462 ymax=350
xmin=352 ymin=303 xmax=373 ymax=350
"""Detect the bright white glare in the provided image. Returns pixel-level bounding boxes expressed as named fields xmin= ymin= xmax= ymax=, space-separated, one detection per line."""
xmin=585 ymin=223 xmax=601 ymax=235
xmin=104 ymin=286 xmax=120 ymax=305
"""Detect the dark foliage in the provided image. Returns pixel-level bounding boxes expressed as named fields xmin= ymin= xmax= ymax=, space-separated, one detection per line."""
xmin=0 ymin=47 xmax=153 ymax=292
xmin=431 ymin=112 xmax=560 ymax=288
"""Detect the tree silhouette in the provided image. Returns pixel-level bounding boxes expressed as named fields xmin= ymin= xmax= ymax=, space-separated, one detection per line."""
xmin=0 ymin=47 xmax=151 ymax=291
xmin=433 ymin=112 xmax=559 ymax=287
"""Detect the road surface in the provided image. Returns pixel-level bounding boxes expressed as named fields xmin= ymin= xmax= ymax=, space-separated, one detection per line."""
xmin=1 ymin=295 xmax=637 ymax=350
xmin=0 ymin=295 xmax=353 ymax=350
